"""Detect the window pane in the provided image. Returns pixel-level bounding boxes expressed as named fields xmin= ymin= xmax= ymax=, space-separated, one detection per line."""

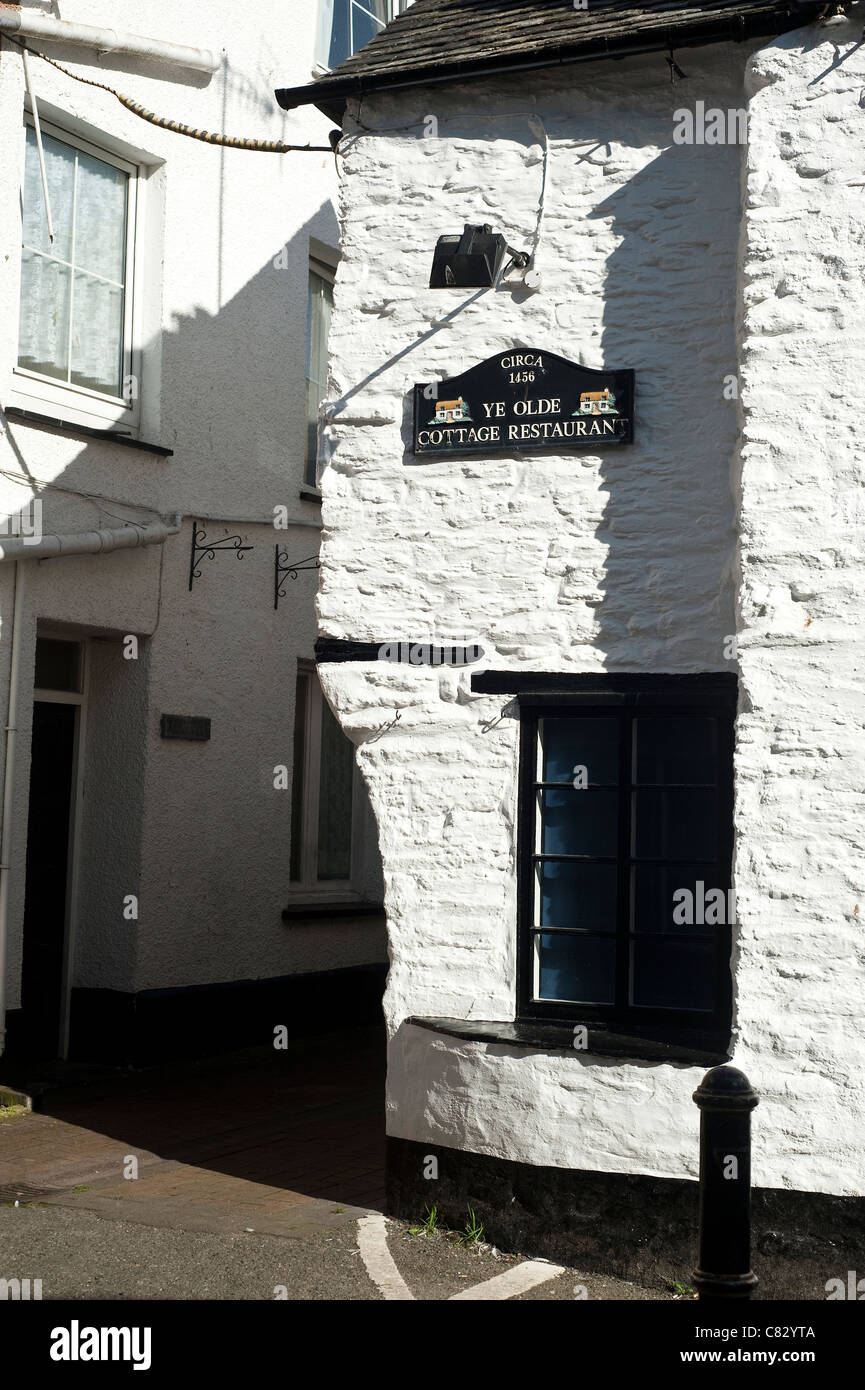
xmin=351 ymin=0 xmax=388 ymax=53
xmin=22 ymin=128 xmax=74 ymax=260
xmin=75 ymin=150 xmax=127 ymax=282
xmin=325 ymin=0 xmax=351 ymax=67
xmin=632 ymin=788 xmax=717 ymax=860
xmin=289 ymin=673 xmax=308 ymax=881
xmin=306 ymin=270 xmax=333 ymax=480
xmin=34 ymin=638 xmax=81 ymax=692
xmin=632 ymin=940 xmax=714 ymax=1011
xmin=71 ymin=271 xmax=124 ymax=395
xmin=19 ymin=130 xmax=128 ymax=394
xmin=633 ymin=866 xmax=728 ymax=933
xmin=317 ymin=697 xmax=353 ymax=880
xmin=536 ymin=861 xmax=617 ymax=931
xmin=18 ymin=251 xmax=70 ymax=380
xmin=540 ymin=717 xmax=618 ymax=784
xmin=536 ymin=932 xmax=616 ymax=1004
xmin=540 ymin=788 xmax=618 ymax=857
xmin=635 ymin=717 xmax=717 ymax=785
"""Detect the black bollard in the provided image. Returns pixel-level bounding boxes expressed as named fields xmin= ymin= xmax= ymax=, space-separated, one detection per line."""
xmin=692 ymin=1064 xmax=759 ymax=1299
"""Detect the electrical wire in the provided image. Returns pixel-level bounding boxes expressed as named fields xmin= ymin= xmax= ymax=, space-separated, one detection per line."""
xmin=0 ymin=464 xmax=322 ymax=531
xmin=3 ymin=36 xmax=333 ymax=153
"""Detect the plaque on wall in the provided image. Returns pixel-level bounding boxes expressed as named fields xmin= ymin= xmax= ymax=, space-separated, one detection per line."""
xmin=412 ymin=349 xmax=634 ymax=457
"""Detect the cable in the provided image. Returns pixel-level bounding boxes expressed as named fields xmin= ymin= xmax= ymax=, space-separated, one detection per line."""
xmin=0 ymin=466 xmax=321 ymax=530
xmin=4 ymin=37 xmax=333 ymax=153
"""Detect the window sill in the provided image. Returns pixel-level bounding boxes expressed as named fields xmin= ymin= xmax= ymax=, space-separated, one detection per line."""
xmin=407 ymin=1017 xmax=731 ymax=1067
xmin=281 ymin=899 xmax=384 ymax=923
xmin=3 ymin=406 xmax=173 ymax=457
xmin=299 ymin=488 xmax=322 ymax=504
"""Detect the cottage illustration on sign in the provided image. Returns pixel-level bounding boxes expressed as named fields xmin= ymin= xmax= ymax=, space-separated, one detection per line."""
xmin=574 ymin=387 xmax=618 ymax=416
xmin=431 ymin=396 xmax=472 ymax=423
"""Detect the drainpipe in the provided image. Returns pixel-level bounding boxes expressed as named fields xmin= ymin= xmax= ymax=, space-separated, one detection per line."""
xmin=0 ymin=512 xmax=181 ymax=1055
xmin=0 ymin=561 xmax=26 ymax=1059
xmin=0 ymin=12 xmax=218 ymax=74
xmin=0 ymin=513 xmax=182 ymax=563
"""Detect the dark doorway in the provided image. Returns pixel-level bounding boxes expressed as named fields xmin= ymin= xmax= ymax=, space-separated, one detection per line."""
xmin=19 ymin=700 xmax=78 ymax=1059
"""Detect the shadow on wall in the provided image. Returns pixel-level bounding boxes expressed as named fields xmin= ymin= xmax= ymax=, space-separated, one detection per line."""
xmin=0 ymin=199 xmax=355 ymax=1061
xmin=592 ymin=138 xmax=740 ymax=672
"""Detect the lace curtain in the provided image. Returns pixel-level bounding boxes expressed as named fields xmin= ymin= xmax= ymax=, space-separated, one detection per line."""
xmin=19 ymin=127 xmax=128 ymax=398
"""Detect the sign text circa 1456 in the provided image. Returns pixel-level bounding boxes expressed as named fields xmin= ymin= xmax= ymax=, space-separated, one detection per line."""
xmin=412 ymin=349 xmax=634 ymax=457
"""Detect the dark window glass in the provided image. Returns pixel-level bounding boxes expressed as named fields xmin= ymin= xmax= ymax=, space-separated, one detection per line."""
xmin=541 ymin=716 xmax=618 ymax=784
xmin=289 ymin=671 xmax=308 ymax=882
xmin=34 ymin=638 xmax=81 ymax=693
xmin=540 ymin=788 xmax=618 ymax=858
xmin=631 ymin=939 xmax=714 ymax=1011
xmin=537 ymin=932 xmax=616 ymax=1005
xmin=635 ymin=717 xmax=717 ymax=785
xmin=536 ymin=861 xmax=617 ymax=931
xmin=317 ymin=697 xmax=354 ymax=880
xmin=632 ymin=866 xmax=728 ymax=934
xmin=632 ymin=788 xmax=718 ymax=861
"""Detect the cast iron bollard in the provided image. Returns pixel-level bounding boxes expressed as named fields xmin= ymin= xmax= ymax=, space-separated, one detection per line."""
xmin=692 ymin=1065 xmax=759 ymax=1299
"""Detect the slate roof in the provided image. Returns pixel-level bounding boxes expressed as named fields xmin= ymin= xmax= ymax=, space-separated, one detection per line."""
xmin=276 ymin=0 xmax=828 ymax=120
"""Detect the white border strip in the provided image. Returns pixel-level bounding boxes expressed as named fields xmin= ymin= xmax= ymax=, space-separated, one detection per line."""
xmin=357 ymin=1213 xmax=415 ymax=1301
xmin=448 ymin=1260 xmax=566 ymax=1301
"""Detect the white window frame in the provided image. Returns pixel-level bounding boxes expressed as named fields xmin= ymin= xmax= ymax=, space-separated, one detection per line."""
xmin=314 ymin=0 xmax=411 ymax=75
xmin=13 ymin=113 xmax=142 ymax=435
xmin=289 ymin=661 xmax=364 ymax=902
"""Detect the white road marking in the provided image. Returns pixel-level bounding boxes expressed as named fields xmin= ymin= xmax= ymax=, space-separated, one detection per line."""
xmin=356 ymin=1214 xmax=567 ymax=1301
xmin=447 ymin=1259 xmax=567 ymax=1300
xmin=357 ymin=1213 xmax=415 ymax=1300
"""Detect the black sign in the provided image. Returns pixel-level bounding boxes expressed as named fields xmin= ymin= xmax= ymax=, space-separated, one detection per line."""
xmin=413 ymin=348 xmax=634 ymax=457
xmin=160 ymin=714 xmax=211 ymax=741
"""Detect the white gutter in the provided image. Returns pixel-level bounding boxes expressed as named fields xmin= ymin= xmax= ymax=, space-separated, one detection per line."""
xmin=0 ymin=511 xmax=181 ymax=1054
xmin=0 ymin=513 xmax=182 ymax=562
xmin=0 ymin=12 xmax=218 ymax=74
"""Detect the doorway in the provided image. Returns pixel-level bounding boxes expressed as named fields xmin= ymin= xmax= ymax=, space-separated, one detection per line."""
xmin=19 ymin=637 xmax=85 ymax=1059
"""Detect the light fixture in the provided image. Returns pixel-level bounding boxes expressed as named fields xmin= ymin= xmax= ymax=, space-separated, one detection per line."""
xmin=429 ymin=223 xmax=530 ymax=288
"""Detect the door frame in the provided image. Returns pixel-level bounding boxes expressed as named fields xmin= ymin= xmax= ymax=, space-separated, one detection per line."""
xmin=31 ymin=630 xmax=89 ymax=1059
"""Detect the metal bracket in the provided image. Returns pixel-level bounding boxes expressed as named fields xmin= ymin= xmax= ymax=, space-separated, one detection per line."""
xmin=274 ymin=545 xmax=320 ymax=608
xmin=188 ymin=522 xmax=253 ymax=590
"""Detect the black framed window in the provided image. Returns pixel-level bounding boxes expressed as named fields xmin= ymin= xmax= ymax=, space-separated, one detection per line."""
xmin=517 ymin=681 xmax=735 ymax=1039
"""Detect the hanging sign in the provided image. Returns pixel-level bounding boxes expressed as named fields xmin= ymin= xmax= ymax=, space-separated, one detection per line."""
xmin=412 ymin=349 xmax=634 ymax=457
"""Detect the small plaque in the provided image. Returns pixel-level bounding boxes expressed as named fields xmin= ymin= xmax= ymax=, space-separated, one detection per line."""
xmin=160 ymin=714 xmax=211 ymax=741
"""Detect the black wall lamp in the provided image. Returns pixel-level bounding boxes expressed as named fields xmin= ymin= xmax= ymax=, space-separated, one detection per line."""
xmin=429 ymin=223 xmax=530 ymax=288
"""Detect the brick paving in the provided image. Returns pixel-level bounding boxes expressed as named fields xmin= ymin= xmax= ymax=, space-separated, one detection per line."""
xmin=0 ymin=1026 xmax=386 ymax=1224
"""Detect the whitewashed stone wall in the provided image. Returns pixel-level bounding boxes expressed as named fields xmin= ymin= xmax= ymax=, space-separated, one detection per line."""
xmin=320 ymin=16 xmax=865 ymax=1197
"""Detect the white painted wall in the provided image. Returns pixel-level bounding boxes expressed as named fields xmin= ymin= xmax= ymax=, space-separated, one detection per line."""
xmin=0 ymin=0 xmax=385 ymax=1023
xmin=319 ymin=15 xmax=865 ymax=1198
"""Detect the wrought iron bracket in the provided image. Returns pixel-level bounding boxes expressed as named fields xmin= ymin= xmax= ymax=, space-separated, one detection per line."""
xmin=274 ymin=545 xmax=320 ymax=608
xmin=188 ymin=522 xmax=253 ymax=590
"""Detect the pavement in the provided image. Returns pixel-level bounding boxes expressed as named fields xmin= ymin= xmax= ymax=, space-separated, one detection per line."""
xmin=0 ymin=1026 xmax=669 ymax=1301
